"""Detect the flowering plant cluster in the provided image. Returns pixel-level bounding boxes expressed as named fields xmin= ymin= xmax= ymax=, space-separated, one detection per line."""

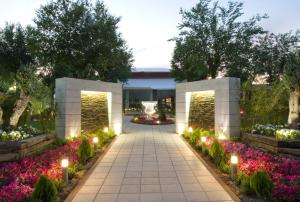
xmin=0 ymin=125 xmax=40 ymax=141
xmin=132 ymin=115 xmax=174 ymax=125
xmin=0 ymin=139 xmax=81 ymax=202
xmin=210 ymin=139 xmax=300 ymax=201
xmin=251 ymin=124 xmax=300 ymax=140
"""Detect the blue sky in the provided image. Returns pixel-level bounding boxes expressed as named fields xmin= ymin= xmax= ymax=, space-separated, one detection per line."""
xmin=0 ymin=0 xmax=299 ymax=68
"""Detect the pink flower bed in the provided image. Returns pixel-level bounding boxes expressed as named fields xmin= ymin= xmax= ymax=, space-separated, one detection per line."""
xmin=206 ymin=139 xmax=300 ymax=201
xmin=132 ymin=115 xmax=174 ymax=125
xmin=0 ymin=139 xmax=81 ymax=202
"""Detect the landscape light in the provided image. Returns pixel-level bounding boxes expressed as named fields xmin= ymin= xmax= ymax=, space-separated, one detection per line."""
xmin=230 ymin=154 xmax=238 ymax=180
xmin=104 ymin=127 xmax=109 ymax=133
xmin=61 ymin=158 xmax=69 ymax=168
xmin=93 ymin=136 xmax=99 ymax=150
xmin=201 ymin=136 xmax=207 ymax=153
xmin=201 ymin=136 xmax=207 ymax=144
xmin=188 ymin=127 xmax=193 ymax=133
xmin=93 ymin=136 xmax=99 ymax=144
xmin=156 ymin=120 xmax=160 ymax=124
xmin=61 ymin=157 xmax=69 ymax=184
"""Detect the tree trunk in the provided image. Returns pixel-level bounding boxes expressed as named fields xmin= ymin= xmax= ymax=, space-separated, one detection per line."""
xmin=9 ymin=92 xmax=31 ymax=128
xmin=288 ymin=86 xmax=300 ymax=128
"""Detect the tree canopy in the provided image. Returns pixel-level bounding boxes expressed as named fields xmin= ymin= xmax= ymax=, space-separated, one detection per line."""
xmin=171 ymin=0 xmax=266 ymax=82
xmin=33 ymin=0 xmax=133 ymax=86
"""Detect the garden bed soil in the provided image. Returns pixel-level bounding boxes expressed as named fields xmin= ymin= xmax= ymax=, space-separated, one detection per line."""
xmin=0 ymin=133 xmax=56 ymax=162
xmin=62 ymin=138 xmax=115 ymax=202
xmin=242 ymin=133 xmax=300 ymax=157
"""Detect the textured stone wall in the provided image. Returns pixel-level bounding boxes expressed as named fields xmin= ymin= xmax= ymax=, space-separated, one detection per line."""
xmin=81 ymin=92 xmax=108 ymax=133
xmin=188 ymin=91 xmax=215 ymax=131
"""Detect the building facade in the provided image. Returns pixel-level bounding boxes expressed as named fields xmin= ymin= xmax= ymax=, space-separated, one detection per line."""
xmin=123 ymin=68 xmax=176 ymax=114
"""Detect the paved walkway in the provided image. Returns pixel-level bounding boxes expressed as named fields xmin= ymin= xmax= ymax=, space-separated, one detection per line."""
xmin=71 ymin=117 xmax=234 ymax=202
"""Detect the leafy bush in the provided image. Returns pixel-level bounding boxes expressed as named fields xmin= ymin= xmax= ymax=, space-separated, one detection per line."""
xmin=94 ymin=128 xmax=116 ymax=147
xmin=209 ymin=139 xmax=226 ymax=167
xmin=189 ymin=128 xmax=200 ymax=145
xmin=183 ymin=130 xmax=191 ymax=140
xmin=30 ymin=175 xmax=57 ymax=202
xmin=68 ymin=164 xmax=80 ymax=179
xmin=237 ymin=173 xmax=253 ymax=195
xmin=275 ymin=129 xmax=300 ymax=140
xmin=158 ymin=111 xmax=167 ymax=121
xmin=77 ymin=137 xmax=93 ymax=165
xmin=249 ymin=170 xmax=273 ymax=198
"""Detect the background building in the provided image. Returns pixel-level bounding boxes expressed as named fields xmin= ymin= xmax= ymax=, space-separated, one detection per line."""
xmin=123 ymin=68 xmax=176 ymax=114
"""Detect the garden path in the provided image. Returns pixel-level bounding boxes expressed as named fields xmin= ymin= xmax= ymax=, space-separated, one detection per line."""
xmin=70 ymin=116 xmax=234 ymax=202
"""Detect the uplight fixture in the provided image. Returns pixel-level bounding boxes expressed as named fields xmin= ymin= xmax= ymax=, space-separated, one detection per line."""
xmin=188 ymin=127 xmax=193 ymax=133
xmin=93 ymin=136 xmax=99 ymax=150
xmin=104 ymin=127 xmax=109 ymax=133
xmin=230 ymin=154 xmax=238 ymax=180
xmin=201 ymin=136 xmax=207 ymax=153
xmin=61 ymin=157 xmax=69 ymax=184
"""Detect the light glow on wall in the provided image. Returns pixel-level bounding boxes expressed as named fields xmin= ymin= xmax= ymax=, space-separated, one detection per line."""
xmin=107 ymin=92 xmax=112 ymax=128
xmin=177 ymin=123 xmax=185 ymax=135
xmin=114 ymin=123 xmax=122 ymax=135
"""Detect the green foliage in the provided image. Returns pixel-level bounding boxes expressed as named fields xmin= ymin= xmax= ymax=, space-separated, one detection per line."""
xmin=171 ymin=0 xmax=266 ymax=82
xmin=34 ymin=0 xmax=133 ymax=87
xmin=249 ymin=170 xmax=273 ymax=198
xmin=209 ymin=139 xmax=226 ymax=167
xmin=189 ymin=128 xmax=200 ymax=146
xmin=30 ymin=175 xmax=58 ymax=202
xmin=241 ymin=81 xmax=289 ymax=132
xmin=68 ymin=164 xmax=81 ymax=179
xmin=77 ymin=137 xmax=93 ymax=165
xmin=94 ymin=128 xmax=115 ymax=148
xmin=237 ymin=173 xmax=253 ymax=195
xmin=182 ymin=130 xmax=190 ymax=140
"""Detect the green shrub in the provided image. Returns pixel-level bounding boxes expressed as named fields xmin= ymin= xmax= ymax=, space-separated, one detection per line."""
xmin=67 ymin=164 xmax=80 ymax=179
xmin=237 ymin=173 xmax=253 ymax=195
xmin=30 ymin=175 xmax=58 ymax=202
xmin=183 ymin=130 xmax=191 ymax=140
xmin=209 ymin=139 xmax=226 ymax=167
xmin=249 ymin=170 xmax=273 ymax=198
xmin=158 ymin=110 xmax=167 ymax=121
xmin=77 ymin=137 xmax=93 ymax=165
xmin=189 ymin=128 xmax=200 ymax=146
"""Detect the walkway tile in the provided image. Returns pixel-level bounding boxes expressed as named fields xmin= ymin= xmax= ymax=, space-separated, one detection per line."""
xmin=70 ymin=117 xmax=234 ymax=202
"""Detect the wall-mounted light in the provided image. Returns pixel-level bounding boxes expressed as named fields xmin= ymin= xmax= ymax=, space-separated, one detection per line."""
xmin=230 ymin=154 xmax=238 ymax=180
xmin=61 ymin=157 xmax=69 ymax=184
xmin=188 ymin=127 xmax=193 ymax=133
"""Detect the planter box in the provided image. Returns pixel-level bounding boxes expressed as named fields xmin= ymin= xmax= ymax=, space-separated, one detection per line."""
xmin=0 ymin=133 xmax=56 ymax=162
xmin=242 ymin=133 xmax=300 ymax=156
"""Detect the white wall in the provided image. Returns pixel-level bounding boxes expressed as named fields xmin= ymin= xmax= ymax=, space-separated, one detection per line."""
xmin=55 ymin=78 xmax=122 ymax=139
xmin=176 ymin=77 xmax=240 ymax=138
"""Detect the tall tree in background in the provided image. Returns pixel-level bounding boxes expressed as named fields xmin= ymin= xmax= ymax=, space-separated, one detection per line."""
xmin=33 ymin=0 xmax=133 ymax=87
xmin=171 ymin=0 xmax=266 ymax=82
xmin=252 ymin=31 xmax=300 ymax=126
